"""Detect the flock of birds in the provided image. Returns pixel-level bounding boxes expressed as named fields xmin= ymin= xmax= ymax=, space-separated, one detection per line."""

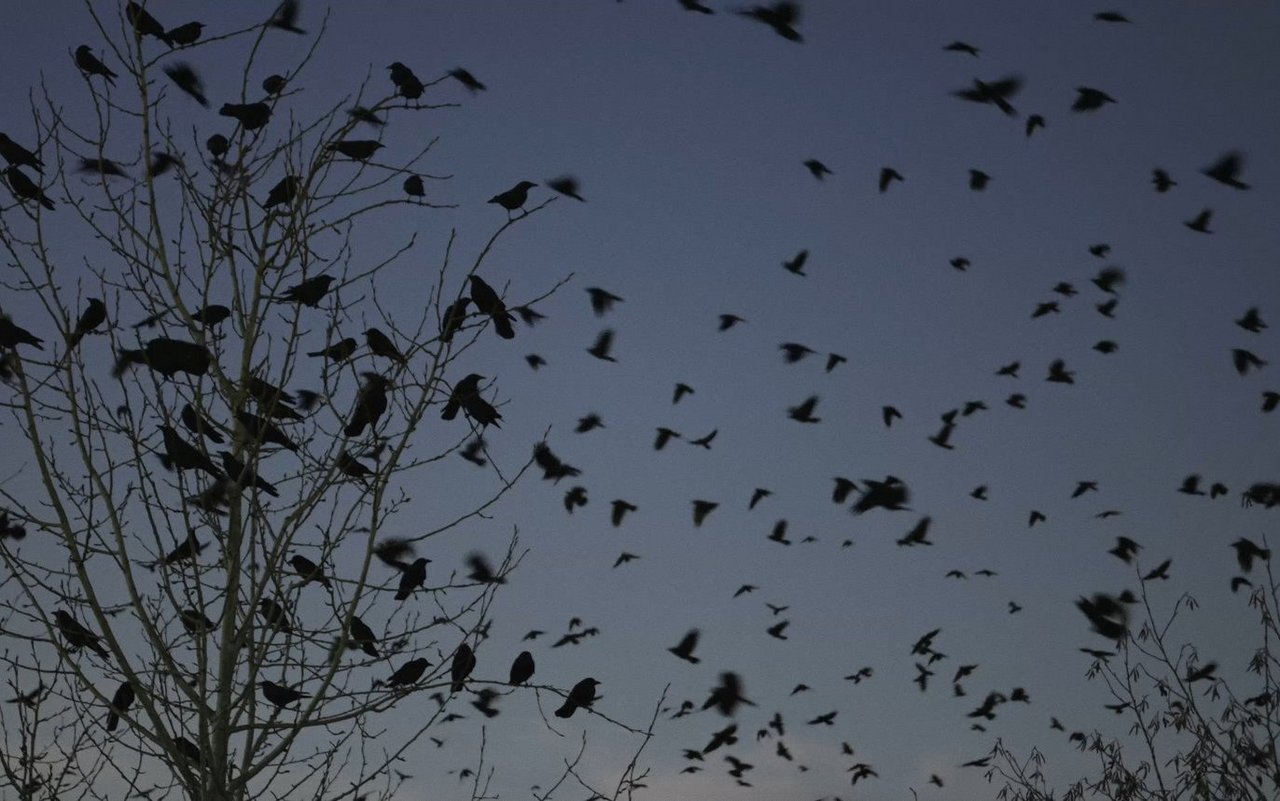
xmin=0 ymin=1 xmax=1277 ymax=799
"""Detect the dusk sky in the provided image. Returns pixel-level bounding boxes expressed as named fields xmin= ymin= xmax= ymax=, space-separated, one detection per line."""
xmin=1 ymin=2 xmax=1279 ymax=800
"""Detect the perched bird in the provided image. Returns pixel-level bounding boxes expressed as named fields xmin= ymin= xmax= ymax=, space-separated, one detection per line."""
xmin=290 ymin=554 xmax=330 ymax=588
xmin=159 ymin=426 xmax=223 ymax=479
xmin=488 ymin=181 xmax=537 ymax=215
xmin=395 ymin=557 xmax=431 ymax=601
xmin=439 ymin=298 xmax=471 ymax=342
xmin=328 ymin=140 xmax=384 ymax=161
xmin=0 ymin=134 xmax=43 ymax=172
xmin=258 ymin=598 xmax=293 ymax=633
xmin=219 ymin=102 xmax=272 ymax=130
xmin=308 ymin=337 xmax=358 ymax=362
xmin=403 ymin=174 xmax=425 ymax=198
xmin=346 ymin=617 xmax=379 ymax=657
xmin=450 ymin=643 xmax=476 ymax=692
xmin=365 ymin=328 xmax=406 ymax=363
xmin=555 ymin=677 xmax=600 ymax=718
xmin=6 ymin=166 xmax=55 ymax=210
xmin=66 ymin=299 xmax=106 ymax=350
xmin=74 ymin=46 xmax=117 ymax=84
xmin=106 ymin=680 xmax=135 ymax=732
xmin=164 ymin=63 xmax=208 ymax=106
xmin=236 ymin=411 xmax=298 ymax=451
xmin=262 ymin=176 xmax=300 ymax=209
xmin=1072 ymin=87 xmax=1116 ymax=112
xmin=509 ymin=651 xmax=535 ymax=685
xmin=345 ymin=373 xmax=391 ymax=437
xmin=273 ymin=275 xmax=334 ymax=307
xmin=262 ymin=74 xmax=287 ymax=95
xmin=737 ymin=1 xmax=803 ymax=42
xmin=381 ymin=657 xmax=431 ymax=689
xmin=54 ymin=609 xmax=110 ymax=659
xmin=220 ymin=451 xmax=278 ymax=497
xmin=126 ymin=2 xmax=171 ymax=43
xmin=468 ymin=275 xmax=516 ymax=339
xmin=388 ymin=62 xmax=425 ymax=100
xmin=440 ymin=373 xmax=501 ymax=427
xmin=165 ymin=20 xmax=204 ymax=45
xmin=259 ymin=680 xmax=308 ymax=709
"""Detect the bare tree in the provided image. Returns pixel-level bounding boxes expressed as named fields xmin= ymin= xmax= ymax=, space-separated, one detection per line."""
xmin=0 ymin=5 xmax=647 ymax=801
xmin=987 ymin=534 xmax=1279 ymax=801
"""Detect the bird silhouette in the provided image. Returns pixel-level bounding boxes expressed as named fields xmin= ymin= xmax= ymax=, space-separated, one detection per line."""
xmin=388 ymin=62 xmax=425 ymax=100
xmin=106 ymin=680 xmax=134 ymax=732
xmin=782 ymin=250 xmax=808 ymax=276
xmin=54 ymin=610 xmax=109 ymax=659
xmin=488 ymin=181 xmax=537 ymax=215
xmin=555 ymin=678 xmax=600 ymax=718
xmin=164 ymin=63 xmax=208 ymax=106
xmin=1202 ymin=151 xmax=1249 ymax=189
xmin=1185 ymin=208 xmax=1213 ymax=233
xmin=1072 ymin=87 xmax=1116 ymax=112
xmin=381 ymin=657 xmax=431 ymax=688
xmin=787 ymin=395 xmax=820 ymax=423
xmin=395 ymin=557 xmax=430 ymax=601
xmin=879 ymin=167 xmax=904 ymax=192
xmin=74 ymin=46 xmax=117 ymax=84
xmin=219 ymin=102 xmax=271 ymax=130
xmin=1152 ymin=168 xmax=1177 ymax=192
xmin=547 ymin=175 xmax=585 ymax=201
xmin=450 ymin=643 xmax=476 ymax=693
xmin=953 ymin=74 xmax=1023 ymax=115
xmin=692 ymin=500 xmax=719 ymax=526
xmin=66 ymin=299 xmax=106 ymax=351
xmin=668 ymin=630 xmax=701 ymax=663
xmin=1232 ymin=349 xmax=1266 ymax=376
xmin=587 ymin=329 xmax=617 ymax=362
xmin=259 ymin=680 xmax=309 ymax=708
xmin=468 ymin=275 xmax=516 ymax=339
xmin=328 ymin=140 xmax=384 ymax=161
xmin=262 ymin=176 xmax=300 ymax=209
xmin=944 ymin=40 xmax=980 ymax=56
xmin=509 ymin=650 xmax=535 ymax=685
xmin=737 ymin=2 xmax=802 ymax=41
xmin=6 ymin=166 xmax=55 ymax=210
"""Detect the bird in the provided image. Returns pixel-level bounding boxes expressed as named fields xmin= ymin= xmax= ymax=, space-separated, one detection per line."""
xmin=260 ymin=74 xmax=286 ymax=96
xmin=74 ymin=46 xmax=117 ymax=84
xmin=440 ymin=373 xmax=501 ymax=427
xmin=610 ymin=502 xmax=636 ymax=530
xmin=1231 ymin=538 xmax=1270 ymax=572
xmin=737 ymin=1 xmax=803 ymax=41
xmin=1046 ymin=359 xmax=1075 ymax=384
xmin=1236 ymin=307 xmax=1267 ymax=333
xmin=1202 ymin=151 xmax=1249 ymax=189
xmin=403 ymin=175 xmax=425 ymax=198
xmin=450 ymin=644 xmax=476 ymax=693
xmin=1184 ymin=208 xmax=1213 ymax=233
xmin=780 ymin=342 xmax=816 ymax=363
xmin=879 ymin=167 xmax=904 ymax=192
xmin=159 ymin=426 xmax=223 ymax=479
xmin=1152 ymin=168 xmax=1177 ymax=192
xmin=258 ymin=598 xmax=293 ymax=633
xmin=346 ymin=616 xmax=379 ymax=657
xmin=803 ymin=159 xmax=832 ymax=179
xmin=219 ymin=102 xmax=272 ymax=130
xmin=449 ymin=67 xmax=487 ymax=93
xmin=882 ymin=406 xmax=903 ymax=427
xmin=852 ymin=476 xmax=910 ymax=514
xmin=54 ymin=610 xmax=110 ymax=659
xmin=220 ymin=452 xmax=277 ymax=497
xmin=1072 ymin=480 xmax=1099 ymax=498
xmin=262 ymin=176 xmax=300 ymax=209
xmin=468 ymin=275 xmax=516 ymax=339
xmin=290 ymin=554 xmax=330 ymax=588
xmin=273 ymin=275 xmax=335 ymax=307
xmin=587 ymin=329 xmax=616 ymax=361
xmin=953 ymin=74 xmax=1023 ymax=115
xmin=308 ymin=337 xmax=358 ymax=362
xmin=164 ymin=63 xmax=208 ymax=106
xmin=1028 ymin=510 xmax=1047 ymax=527
xmin=126 ymin=2 xmax=171 ymax=43
xmin=832 ymin=478 xmax=857 ymax=504
xmin=787 ymin=395 xmax=820 ymax=423
xmin=547 ymin=175 xmax=585 ymax=201
xmin=968 ymin=169 xmax=990 ymax=190
xmin=612 ymin=552 xmax=639 ymax=568
xmin=259 ymin=680 xmax=309 ymax=708
xmin=0 ymin=134 xmax=43 ymax=172
xmin=509 ymin=651 xmax=535 ymax=685
xmin=1143 ymin=559 xmax=1172 ymax=581
xmin=692 ymin=500 xmax=719 ymax=526
xmin=388 ymin=62 xmax=425 ymax=100
xmin=704 ymin=672 xmax=754 ymax=716
xmin=951 ymin=257 xmax=971 ymax=271
xmin=672 ymin=382 xmax=695 ymax=404
xmin=1072 ymin=87 xmax=1116 ymax=112
xmin=587 ymin=287 xmax=625 ymax=317
xmin=555 ymin=678 xmax=600 ymax=718
xmin=327 ymin=140 xmax=384 ymax=162
xmin=1025 ymin=114 xmax=1046 ymax=137
xmin=105 ymin=680 xmax=134 ymax=732
xmin=782 ymin=250 xmax=808 ymax=276
xmin=668 ymin=630 xmax=701 ymax=664
xmin=944 ymin=40 xmax=980 ymax=56
xmin=6 ymin=166 xmax=55 ymax=210
xmin=1232 ymin=349 xmax=1266 ymax=376
xmin=148 ymin=151 xmax=181 ymax=177
xmin=345 ymin=373 xmax=391 ymax=437
xmin=718 ymin=314 xmax=746 ymax=331
xmin=1109 ymin=537 xmax=1141 ymax=563
xmin=439 ymin=298 xmax=471 ymax=342
xmin=898 ymin=516 xmax=934 ymax=546
xmin=236 ymin=412 xmax=298 ymax=451
xmin=690 ymin=429 xmax=718 ymax=449
xmin=365 ymin=328 xmax=406 ymax=363
xmin=575 ymin=413 xmax=605 ymax=433
xmin=1076 ymin=593 xmax=1129 ymax=639
xmin=270 ymin=0 xmax=306 ymax=34
xmin=564 ymin=486 xmax=588 ymax=512
xmin=488 ymin=181 xmax=537 ymax=215
xmin=1094 ymin=11 xmax=1131 ymax=22
xmin=825 ymin=352 xmax=847 ymax=372
xmin=395 ymin=557 xmax=430 ymax=601
xmin=1262 ymin=392 xmax=1280 ymax=413
xmin=66 ymin=299 xmax=106 ymax=350
xmin=766 ymin=620 xmax=790 ymax=639
xmin=381 ymin=657 xmax=431 ymax=688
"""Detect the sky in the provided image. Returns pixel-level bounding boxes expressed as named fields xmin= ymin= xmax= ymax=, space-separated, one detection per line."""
xmin=2 ymin=2 xmax=1280 ymax=800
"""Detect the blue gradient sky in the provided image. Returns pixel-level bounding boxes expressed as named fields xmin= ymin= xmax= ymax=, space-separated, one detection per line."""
xmin=3 ymin=2 xmax=1279 ymax=800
